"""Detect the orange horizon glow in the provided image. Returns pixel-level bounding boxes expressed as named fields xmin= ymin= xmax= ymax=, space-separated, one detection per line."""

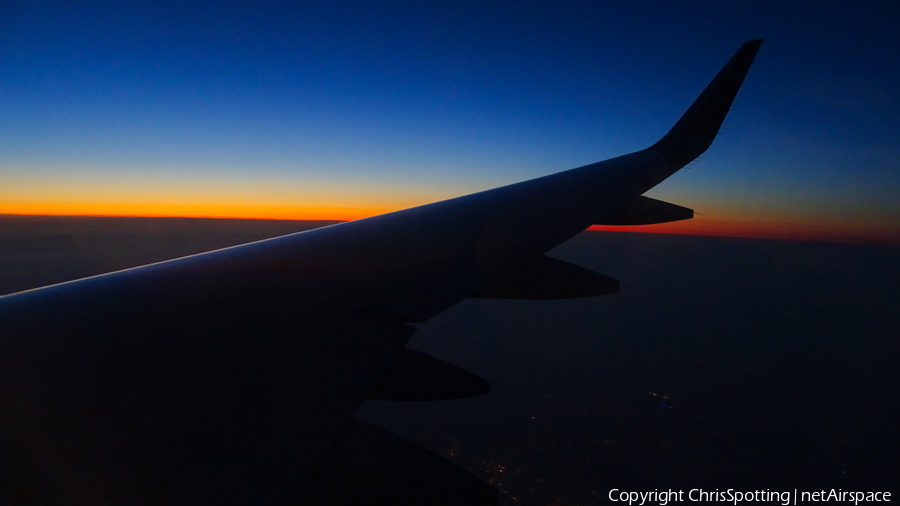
xmin=2 ymin=205 xmax=898 ymax=246
xmin=0 ymin=203 xmax=388 ymax=222
xmin=590 ymin=218 xmax=900 ymax=245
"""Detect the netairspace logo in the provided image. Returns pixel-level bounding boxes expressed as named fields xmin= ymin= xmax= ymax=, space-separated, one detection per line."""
xmin=607 ymin=489 xmax=892 ymax=506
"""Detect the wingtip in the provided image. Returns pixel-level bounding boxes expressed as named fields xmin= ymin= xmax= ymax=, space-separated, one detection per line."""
xmin=650 ymin=39 xmax=763 ymax=169
xmin=744 ymin=38 xmax=764 ymax=48
xmin=738 ymin=39 xmax=764 ymax=61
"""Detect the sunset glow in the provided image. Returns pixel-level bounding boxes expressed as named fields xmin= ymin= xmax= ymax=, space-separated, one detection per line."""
xmin=1 ymin=2 xmax=897 ymax=247
xmin=590 ymin=217 xmax=900 ymax=245
xmin=0 ymin=200 xmax=394 ymax=222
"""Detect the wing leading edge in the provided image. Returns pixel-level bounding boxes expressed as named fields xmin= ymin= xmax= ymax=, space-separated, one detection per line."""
xmin=0 ymin=41 xmax=761 ymax=504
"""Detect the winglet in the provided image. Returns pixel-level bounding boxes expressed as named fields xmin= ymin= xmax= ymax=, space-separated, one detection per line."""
xmin=651 ymin=39 xmax=763 ymax=169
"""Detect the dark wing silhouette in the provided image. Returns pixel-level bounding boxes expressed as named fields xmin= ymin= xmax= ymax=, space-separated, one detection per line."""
xmin=0 ymin=40 xmax=761 ymax=505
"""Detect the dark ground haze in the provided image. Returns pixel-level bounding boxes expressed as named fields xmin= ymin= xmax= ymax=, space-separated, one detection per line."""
xmin=2 ymin=216 xmax=897 ymax=505
xmin=0 ymin=216 xmax=339 ymax=295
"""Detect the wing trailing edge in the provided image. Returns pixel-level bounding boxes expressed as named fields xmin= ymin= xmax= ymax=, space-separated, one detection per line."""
xmin=367 ymin=348 xmax=490 ymax=401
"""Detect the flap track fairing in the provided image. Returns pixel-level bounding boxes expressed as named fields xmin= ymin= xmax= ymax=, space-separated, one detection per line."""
xmin=367 ymin=348 xmax=490 ymax=401
xmin=474 ymin=255 xmax=619 ymax=300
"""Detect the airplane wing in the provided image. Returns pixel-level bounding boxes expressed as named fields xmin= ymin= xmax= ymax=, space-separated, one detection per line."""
xmin=0 ymin=40 xmax=761 ymax=505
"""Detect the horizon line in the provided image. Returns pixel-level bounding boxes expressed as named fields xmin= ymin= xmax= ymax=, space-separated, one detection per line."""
xmin=3 ymin=213 xmax=898 ymax=247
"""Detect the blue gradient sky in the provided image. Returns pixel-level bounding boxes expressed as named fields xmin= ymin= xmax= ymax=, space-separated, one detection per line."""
xmin=1 ymin=1 xmax=898 ymax=241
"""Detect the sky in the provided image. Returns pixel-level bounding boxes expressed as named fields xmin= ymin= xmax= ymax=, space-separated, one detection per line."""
xmin=1 ymin=0 xmax=898 ymax=243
